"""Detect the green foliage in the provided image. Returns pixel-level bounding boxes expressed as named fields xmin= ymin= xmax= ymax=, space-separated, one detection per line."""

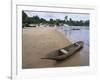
xmin=40 ymin=18 xmax=46 ymax=24
xmin=49 ymin=19 xmax=54 ymax=24
xmin=84 ymin=20 xmax=89 ymax=26
xmin=65 ymin=16 xmax=68 ymax=22
xmin=22 ymin=11 xmax=28 ymax=24
xmin=25 ymin=23 xmax=30 ymax=27
xmin=22 ymin=11 xmax=89 ymax=28
xmin=67 ymin=18 xmax=89 ymax=26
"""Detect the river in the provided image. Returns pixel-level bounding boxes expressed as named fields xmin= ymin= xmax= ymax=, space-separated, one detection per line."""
xmin=57 ymin=26 xmax=89 ymax=66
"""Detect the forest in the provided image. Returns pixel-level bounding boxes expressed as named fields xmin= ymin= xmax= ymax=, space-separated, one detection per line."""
xmin=22 ymin=11 xmax=89 ymax=28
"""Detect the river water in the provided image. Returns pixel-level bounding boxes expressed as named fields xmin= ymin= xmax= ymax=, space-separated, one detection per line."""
xmin=57 ymin=26 xmax=89 ymax=66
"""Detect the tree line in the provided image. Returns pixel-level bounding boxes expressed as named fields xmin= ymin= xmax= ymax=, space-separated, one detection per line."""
xmin=22 ymin=11 xmax=89 ymax=28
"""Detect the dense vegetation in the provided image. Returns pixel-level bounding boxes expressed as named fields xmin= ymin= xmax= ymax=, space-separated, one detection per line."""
xmin=22 ymin=11 xmax=89 ymax=28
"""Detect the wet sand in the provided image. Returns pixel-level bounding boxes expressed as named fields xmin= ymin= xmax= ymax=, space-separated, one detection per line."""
xmin=22 ymin=27 xmax=80 ymax=69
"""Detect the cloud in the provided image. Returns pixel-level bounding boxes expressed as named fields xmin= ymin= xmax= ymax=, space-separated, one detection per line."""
xmin=24 ymin=10 xmax=89 ymax=21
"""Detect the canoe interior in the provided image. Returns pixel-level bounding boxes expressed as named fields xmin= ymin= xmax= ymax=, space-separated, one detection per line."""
xmin=42 ymin=41 xmax=83 ymax=60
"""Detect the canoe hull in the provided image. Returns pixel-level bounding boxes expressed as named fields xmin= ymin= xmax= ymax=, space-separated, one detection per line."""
xmin=41 ymin=41 xmax=84 ymax=61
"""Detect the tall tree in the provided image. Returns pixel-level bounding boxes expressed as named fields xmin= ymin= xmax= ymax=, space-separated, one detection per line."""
xmin=22 ymin=11 xmax=28 ymax=27
xmin=32 ymin=15 xmax=40 ymax=24
xmin=64 ymin=16 xmax=68 ymax=22
xmin=68 ymin=18 xmax=73 ymax=26
xmin=49 ymin=19 xmax=54 ymax=24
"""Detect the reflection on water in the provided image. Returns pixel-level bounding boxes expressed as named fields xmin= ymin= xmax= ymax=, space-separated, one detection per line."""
xmin=57 ymin=26 xmax=89 ymax=66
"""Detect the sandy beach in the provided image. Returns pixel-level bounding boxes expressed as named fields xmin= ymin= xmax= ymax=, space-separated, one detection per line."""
xmin=22 ymin=27 xmax=80 ymax=69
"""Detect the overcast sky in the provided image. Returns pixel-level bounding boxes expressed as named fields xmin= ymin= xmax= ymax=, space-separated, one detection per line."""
xmin=24 ymin=10 xmax=89 ymax=21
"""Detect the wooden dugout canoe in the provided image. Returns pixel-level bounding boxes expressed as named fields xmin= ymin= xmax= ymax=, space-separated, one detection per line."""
xmin=41 ymin=41 xmax=84 ymax=61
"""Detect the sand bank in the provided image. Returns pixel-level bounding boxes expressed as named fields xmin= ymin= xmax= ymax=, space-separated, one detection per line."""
xmin=22 ymin=27 xmax=80 ymax=69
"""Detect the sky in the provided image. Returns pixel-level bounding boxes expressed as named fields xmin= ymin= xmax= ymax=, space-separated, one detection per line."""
xmin=24 ymin=10 xmax=90 ymax=21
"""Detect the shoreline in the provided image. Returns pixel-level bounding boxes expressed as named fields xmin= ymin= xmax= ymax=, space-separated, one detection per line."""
xmin=22 ymin=27 xmax=80 ymax=69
